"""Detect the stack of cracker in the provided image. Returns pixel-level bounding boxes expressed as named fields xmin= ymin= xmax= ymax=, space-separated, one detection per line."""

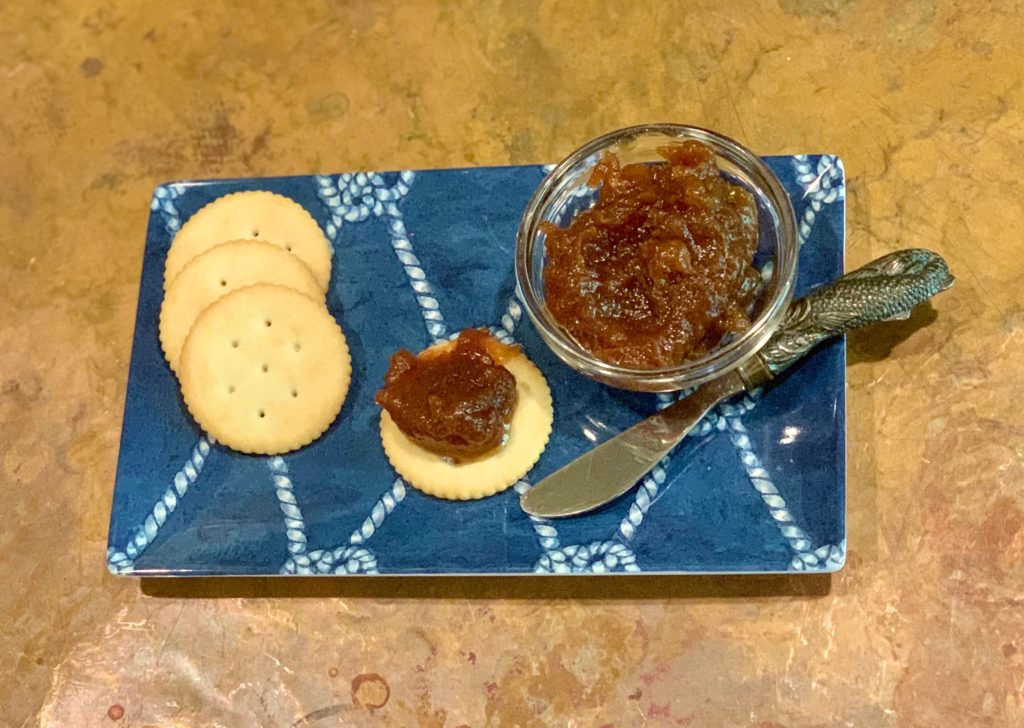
xmin=159 ymin=191 xmax=351 ymax=455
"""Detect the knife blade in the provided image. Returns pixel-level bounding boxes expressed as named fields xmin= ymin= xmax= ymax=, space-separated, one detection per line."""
xmin=520 ymin=371 xmax=745 ymax=518
xmin=520 ymin=248 xmax=954 ymax=519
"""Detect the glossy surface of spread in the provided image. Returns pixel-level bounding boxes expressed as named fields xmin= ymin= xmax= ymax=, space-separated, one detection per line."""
xmin=542 ymin=140 xmax=761 ymax=369
xmin=375 ymin=329 xmax=518 ymax=461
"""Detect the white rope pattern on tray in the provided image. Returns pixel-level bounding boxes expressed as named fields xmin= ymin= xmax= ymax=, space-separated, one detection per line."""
xmin=107 ymin=437 xmax=212 ymax=574
xmin=489 ymin=296 xmax=523 ymax=346
xmin=534 ymin=540 xmax=639 ymax=574
xmin=384 ymin=197 xmax=449 ymax=344
xmin=109 ymin=157 xmax=847 ymax=575
xmin=793 ymin=154 xmax=845 ymax=246
xmin=791 ymin=539 xmax=846 ymax=571
xmin=617 ymin=393 xmax=682 ymax=541
xmin=514 ymin=478 xmax=561 ymax=552
xmin=279 ymin=172 xmax=421 ymax=575
xmin=279 ymin=478 xmax=405 ymax=575
xmin=487 ymin=294 xmax=564 ymax=553
xmin=107 ymin=189 xmax=212 ymax=574
xmin=535 ymin=155 xmax=847 ymax=572
xmin=282 ymin=544 xmax=379 ymax=575
xmin=314 ymin=176 xmax=345 ymax=246
xmin=268 ymin=457 xmax=307 ymax=557
xmin=727 ymin=415 xmax=819 ymax=563
xmin=150 ymin=183 xmax=186 ymax=234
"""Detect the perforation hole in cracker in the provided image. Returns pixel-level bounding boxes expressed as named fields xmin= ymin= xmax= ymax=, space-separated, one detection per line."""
xmin=158 ymin=240 xmax=324 ymax=373
xmin=163 ymin=191 xmax=333 ymax=292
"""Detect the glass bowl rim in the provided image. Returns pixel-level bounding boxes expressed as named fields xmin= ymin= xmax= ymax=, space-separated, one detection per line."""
xmin=514 ymin=122 xmax=799 ymax=390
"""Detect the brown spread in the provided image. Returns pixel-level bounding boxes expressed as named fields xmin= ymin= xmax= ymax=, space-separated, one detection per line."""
xmin=375 ymin=329 xmax=519 ymax=461
xmin=542 ymin=140 xmax=761 ymax=369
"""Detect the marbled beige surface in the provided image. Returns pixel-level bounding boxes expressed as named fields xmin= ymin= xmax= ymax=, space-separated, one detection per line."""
xmin=2 ymin=1 xmax=1022 ymax=726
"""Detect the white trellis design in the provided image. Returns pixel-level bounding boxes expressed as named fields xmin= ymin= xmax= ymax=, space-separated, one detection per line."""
xmin=529 ymin=156 xmax=847 ymax=573
xmin=107 ymin=191 xmax=208 ymax=575
xmin=108 ymin=157 xmax=846 ymax=575
xmin=793 ymin=154 xmax=845 ymax=246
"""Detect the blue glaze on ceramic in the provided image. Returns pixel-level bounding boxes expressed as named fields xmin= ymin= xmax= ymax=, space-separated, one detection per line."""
xmin=108 ymin=154 xmax=846 ymax=576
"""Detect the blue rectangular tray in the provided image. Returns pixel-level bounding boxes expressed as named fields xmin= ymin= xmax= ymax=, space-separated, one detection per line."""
xmin=108 ymin=155 xmax=846 ymax=576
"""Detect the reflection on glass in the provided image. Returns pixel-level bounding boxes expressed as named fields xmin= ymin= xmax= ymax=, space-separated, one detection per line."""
xmin=581 ymin=414 xmax=614 ymax=444
xmin=780 ymin=425 xmax=801 ymax=445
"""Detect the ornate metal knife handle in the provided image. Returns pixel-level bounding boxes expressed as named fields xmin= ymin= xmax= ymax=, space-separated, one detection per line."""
xmin=743 ymin=249 xmax=954 ymax=385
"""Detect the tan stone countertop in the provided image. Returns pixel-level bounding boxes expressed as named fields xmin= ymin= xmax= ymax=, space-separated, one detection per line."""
xmin=3 ymin=1 xmax=1022 ymax=726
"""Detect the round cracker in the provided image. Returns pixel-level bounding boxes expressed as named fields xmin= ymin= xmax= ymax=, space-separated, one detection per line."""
xmin=379 ymin=349 xmax=553 ymax=501
xmin=165 ymin=191 xmax=332 ymax=291
xmin=160 ymin=240 xmax=323 ymax=373
xmin=179 ymin=284 xmax=351 ymax=455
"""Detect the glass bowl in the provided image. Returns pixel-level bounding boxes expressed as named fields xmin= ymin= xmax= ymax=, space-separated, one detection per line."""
xmin=514 ymin=123 xmax=799 ymax=392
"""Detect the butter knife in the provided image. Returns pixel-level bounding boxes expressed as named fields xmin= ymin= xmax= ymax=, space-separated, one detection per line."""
xmin=520 ymin=248 xmax=954 ymax=518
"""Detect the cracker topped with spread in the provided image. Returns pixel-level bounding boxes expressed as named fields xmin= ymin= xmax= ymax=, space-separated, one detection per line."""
xmin=377 ymin=329 xmax=553 ymax=501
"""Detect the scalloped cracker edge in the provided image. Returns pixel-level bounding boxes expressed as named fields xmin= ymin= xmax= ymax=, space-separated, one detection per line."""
xmin=164 ymin=190 xmax=332 ymax=291
xmin=179 ymin=283 xmax=351 ymax=455
xmin=159 ymin=239 xmax=323 ymax=373
xmin=380 ymin=352 xmax=553 ymax=500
